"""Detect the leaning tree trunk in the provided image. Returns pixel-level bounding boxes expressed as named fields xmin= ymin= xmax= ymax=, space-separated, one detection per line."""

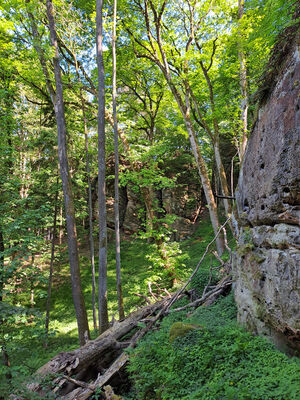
xmin=96 ymin=0 xmax=109 ymax=333
xmin=112 ymin=0 xmax=125 ymax=321
xmin=46 ymin=0 xmax=90 ymax=346
xmin=159 ymin=66 xmax=225 ymax=255
xmin=183 ymin=115 xmax=225 ymax=255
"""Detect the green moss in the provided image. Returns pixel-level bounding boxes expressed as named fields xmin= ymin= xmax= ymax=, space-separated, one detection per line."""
xmin=237 ymin=243 xmax=255 ymax=256
xmin=249 ymin=252 xmax=265 ymax=264
xmin=169 ymin=322 xmax=202 ymax=343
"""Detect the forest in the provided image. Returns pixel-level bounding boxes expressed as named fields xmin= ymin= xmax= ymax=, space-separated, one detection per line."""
xmin=1 ymin=0 xmax=300 ymax=398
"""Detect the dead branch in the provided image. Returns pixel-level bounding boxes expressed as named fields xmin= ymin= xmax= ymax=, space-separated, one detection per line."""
xmin=167 ymin=276 xmax=232 ymax=314
xmin=165 ymin=216 xmax=232 ymax=312
xmin=148 ymin=281 xmax=159 ymax=300
xmin=133 ymin=292 xmax=151 ymax=304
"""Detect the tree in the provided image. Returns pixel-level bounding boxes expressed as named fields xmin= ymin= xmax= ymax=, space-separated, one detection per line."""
xmin=123 ymin=0 xmax=226 ymax=254
xmin=96 ymin=0 xmax=109 ymax=333
xmin=112 ymin=0 xmax=125 ymax=320
xmin=238 ymin=0 xmax=248 ymax=161
xmin=44 ymin=0 xmax=90 ymax=345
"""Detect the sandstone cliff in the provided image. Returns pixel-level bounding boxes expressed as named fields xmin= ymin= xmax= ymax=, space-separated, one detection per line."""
xmin=234 ymin=25 xmax=300 ymax=354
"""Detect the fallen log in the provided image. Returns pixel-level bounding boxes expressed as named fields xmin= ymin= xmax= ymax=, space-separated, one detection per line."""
xmin=61 ymin=296 xmax=174 ymax=400
xmin=62 ymin=353 xmax=129 ymax=400
xmin=29 ymin=300 xmax=166 ymax=397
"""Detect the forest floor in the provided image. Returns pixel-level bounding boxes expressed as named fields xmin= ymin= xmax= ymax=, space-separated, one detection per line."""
xmin=2 ymin=219 xmax=300 ymax=399
xmin=3 ymin=218 xmax=224 ymax=386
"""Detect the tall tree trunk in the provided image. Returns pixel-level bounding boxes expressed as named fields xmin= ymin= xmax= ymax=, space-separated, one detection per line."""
xmin=238 ymin=0 xmax=248 ymax=161
xmin=142 ymin=8 xmax=225 ymax=254
xmin=112 ymin=0 xmax=125 ymax=321
xmin=73 ymin=49 xmax=98 ymax=331
xmin=46 ymin=0 xmax=90 ymax=346
xmin=197 ymin=59 xmax=232 ymax=217
xmin=30 ymin=254 xmax=35 ymax=310
xmin=0 ymin=231 xmax=11 ymax=382
xmin=163 ymin=71 xmax=224 ymax=254
xmin=45 ymin=183 xmax=59 ymax=344
xmin=96 ymin=0 xmax=109 ymax=333
xmin=83 ymin=102 xmax=98 ymax=331
xmin=0 ymin=227 xmax=4 ymax=302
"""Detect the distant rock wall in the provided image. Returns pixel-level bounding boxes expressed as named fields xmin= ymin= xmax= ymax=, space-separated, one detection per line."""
xmin=234 ymin=28 xmax=300 ymax=354
xmin=95 ymin=158 xmax=204 ymax=240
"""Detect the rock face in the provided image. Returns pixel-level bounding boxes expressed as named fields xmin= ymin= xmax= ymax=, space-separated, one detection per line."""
xmin=95 ymin=159 xmax=204 ymax=241
xmin=234 ymin=28 xmax=300 ymax=354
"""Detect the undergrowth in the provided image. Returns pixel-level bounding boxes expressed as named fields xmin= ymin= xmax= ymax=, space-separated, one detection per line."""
xmin=0 ymin=218 xmax=220 ymax=398
xmin=125 ymin=292 xmax=300 ymax=400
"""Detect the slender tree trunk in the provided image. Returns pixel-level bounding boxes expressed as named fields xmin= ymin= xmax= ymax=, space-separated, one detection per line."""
xmin=197 ymin=60 xmax=232 ymax=217
xmin=183 ymin=115 xmax=224 ymax=255
xmin=59 ymin=206 xmax=63 ymax=244
xmin=30 ymin=255 xmax=35 ymax=309
xmin=213 ymin=140 xmax=231 ymax=215
xmin=0 ymin=231 xmax=11 ymax=382
xmin=96 ymin=0 xmax=109 ymax=333
xmin=112 ymin=0 xmax=125 ymax=321
xmin=46 ymin=0 xmax=90 ymax=346
xmin=45 ymin=184 xmax=59 ymax=344
xmin=0 ymin=227 xmax=4 ymax=302
xmin=238 ymin=0 xmax=248 ymax=161
xmin=156 ymin=56 xmax=224 ymax=254
xmin=83 ymin=103 xmax=98 ymax=331
xmin=141 ymin=186 xmax=156 ymax=238
xmin=1 ymin=345 xmax=11 ymax=382
xmin=73 ymin=50 xmax=98 ymax=331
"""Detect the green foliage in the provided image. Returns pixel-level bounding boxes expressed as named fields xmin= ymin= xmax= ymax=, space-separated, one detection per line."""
xmin=126 ymin=294 xmax=300 ymax=400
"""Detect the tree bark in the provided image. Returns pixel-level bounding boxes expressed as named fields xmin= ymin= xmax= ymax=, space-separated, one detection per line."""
xmin=112 ymin=0 xmax=125 ymax=321
xmin=96 ymin=0 xmax=109 ymax=333
xmin=45 ymin=0 xmax=90 ymax=346
xmin=32 ymin=300 xmax=164 ymax=391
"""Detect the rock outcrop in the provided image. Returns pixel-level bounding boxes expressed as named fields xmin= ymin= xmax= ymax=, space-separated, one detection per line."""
xmin=234 ymin=26 xmax=300 ymax=354
xmin=100 ymin=154 xmax=204 ymax=240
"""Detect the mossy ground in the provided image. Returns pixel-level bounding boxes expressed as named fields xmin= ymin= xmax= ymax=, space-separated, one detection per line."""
xmin=125 ymin=293 xmax=300 ymax=400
